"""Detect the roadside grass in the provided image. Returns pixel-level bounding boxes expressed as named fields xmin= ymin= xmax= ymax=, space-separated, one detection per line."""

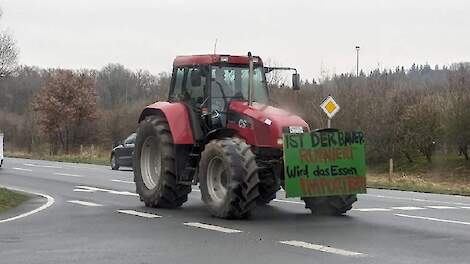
xmin=5 ymin=151 xmax=110 ymax=166
xmin=368 ymin=154 xmax=470 ymax=196
xmin=0 ymin=188 xmax=29 ymax=213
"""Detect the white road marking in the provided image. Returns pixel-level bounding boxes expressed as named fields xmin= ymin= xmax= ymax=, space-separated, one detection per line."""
xmin=73 ymin=188 xmax=94 ymax=192
xmin=365 ymin=194 xmax=470 ymax=206
xmin=75 ymin=185 xmax=139 ymax=197
xmin=117 ymin=210 xmax=161 ymax=218
xmin=183 ymin=222 xmax=242 ymax=233
xmin=279 ymin=240 xmax=365 ymax=257
xmin=67 ymin=200 xmax=102 ymax=207
xmin=13 ymin=167 xmax=33 ymax=172
xmin=395 ymin=213 xmax=470 ymax=226
xmin=391 ymin=206 xmax=425 ymax=211
xmin=425 ymin=205 xmax=457 ymax=209
xmin=0 ymin=186 xmax=55 ymax=223
xmin=54 ymin=172 xmax=83 ymax=178
xmin=24 ymin=163 xmax=62 ymax=169
xmin=273 ymin=199 xmax=304 ymax=205
xmin=461 ymin=206 xmax=470 ymax=209
xmin=352 ymin=208 xmax=392 ymax=212
xmin=111 ymin=179 xmax=134 ymax=184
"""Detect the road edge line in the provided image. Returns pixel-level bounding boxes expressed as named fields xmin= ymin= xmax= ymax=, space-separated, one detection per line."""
xmin=0 ymin=185 xmax=55 ymax=223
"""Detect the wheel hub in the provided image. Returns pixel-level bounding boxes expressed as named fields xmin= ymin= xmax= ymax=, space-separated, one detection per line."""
xmin=141 ymin=137 xmax=161 ymax=190
xmin=206 ymin=156 xmax=228 ymax=203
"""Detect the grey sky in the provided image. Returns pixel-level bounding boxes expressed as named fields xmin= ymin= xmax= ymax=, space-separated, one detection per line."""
xmin=0 ymin=0 xmax=469 ymax=80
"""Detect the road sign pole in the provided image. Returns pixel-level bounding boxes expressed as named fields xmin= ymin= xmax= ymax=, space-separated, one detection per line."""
xmin=327 ymin=118 xmax=331 ymax=128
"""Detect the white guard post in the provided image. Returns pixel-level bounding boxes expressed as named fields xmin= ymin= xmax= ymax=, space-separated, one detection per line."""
xmin=0 ymin=133 xmax=4 ymax=167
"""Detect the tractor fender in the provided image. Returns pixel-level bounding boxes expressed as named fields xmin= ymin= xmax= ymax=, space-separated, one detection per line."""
xmin=138 ymin=102 xmax=195 ymax=144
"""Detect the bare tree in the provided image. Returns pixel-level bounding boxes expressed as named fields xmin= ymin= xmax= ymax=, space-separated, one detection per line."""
xmin=0 ymin=9 xmax=18 ymax=78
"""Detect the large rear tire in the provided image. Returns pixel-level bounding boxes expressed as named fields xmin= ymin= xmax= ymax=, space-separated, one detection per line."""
xmin=199 ymin=138 xmax=259 ymax=219
xmin=302 ymin=195 xmax=357 ymax=215
xmin=133 ymin=115 xmax=191 ymax=208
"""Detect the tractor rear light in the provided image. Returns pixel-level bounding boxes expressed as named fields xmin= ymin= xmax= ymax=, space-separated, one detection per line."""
xmin=277 ymin=138 xmax=284 ymax=145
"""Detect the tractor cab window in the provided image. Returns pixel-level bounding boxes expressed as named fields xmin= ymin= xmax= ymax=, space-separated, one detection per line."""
xmin=210 ymin=66 xmax=268 ymax=109
xmin=185 ymin=68 xmax=206 ymax=105
xmin=170 ymin=67 xmax=185 ymax=100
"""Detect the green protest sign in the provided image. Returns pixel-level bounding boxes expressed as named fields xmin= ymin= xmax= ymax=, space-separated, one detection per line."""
xmin=283 ymin=130 xmax=367 ymax=198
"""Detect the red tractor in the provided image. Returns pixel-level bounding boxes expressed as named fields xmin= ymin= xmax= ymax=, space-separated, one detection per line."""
xmin=133 ymin=53 xmax=357 ymax=219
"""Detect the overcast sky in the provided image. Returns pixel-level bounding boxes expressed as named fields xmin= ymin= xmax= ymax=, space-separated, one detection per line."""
xmin=0 ymin=0 xmax=469 ymax=80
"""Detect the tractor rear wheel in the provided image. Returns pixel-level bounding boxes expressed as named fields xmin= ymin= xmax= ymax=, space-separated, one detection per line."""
xmin=133 ymin=115 xmax=191 ymax=208
xmin=199 ymin=138 xmax=259 ymax=219
xmin=302 ymin=195 xmax=357 ymax=215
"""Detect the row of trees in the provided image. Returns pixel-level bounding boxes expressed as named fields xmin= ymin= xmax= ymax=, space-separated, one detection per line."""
xmin=0 ymin=64 xmax=170 ymax=154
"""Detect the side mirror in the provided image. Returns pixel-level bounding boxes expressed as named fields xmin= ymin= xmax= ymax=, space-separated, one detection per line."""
xmin=292 ymin=73 xmax=300 ymax=90
xmin=190 ymin=69 xmax=202 ymax=87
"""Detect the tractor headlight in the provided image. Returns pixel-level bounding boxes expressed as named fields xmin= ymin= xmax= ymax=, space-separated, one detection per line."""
xmin=277 ymin=138 xmax=284 ymax=145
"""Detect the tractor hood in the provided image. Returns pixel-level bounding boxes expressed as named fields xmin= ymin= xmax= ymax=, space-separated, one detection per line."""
xmin=228 ymin=101 xmax=309 ymax=148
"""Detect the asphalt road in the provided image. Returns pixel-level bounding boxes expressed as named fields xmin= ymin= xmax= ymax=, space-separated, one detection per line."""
xmin=1 ymin=157 xmax=470 ymax=263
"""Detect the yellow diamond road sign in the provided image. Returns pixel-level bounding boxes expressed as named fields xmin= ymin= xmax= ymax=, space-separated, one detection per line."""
xmin=320 ymin=95 xmax=340 ymax=118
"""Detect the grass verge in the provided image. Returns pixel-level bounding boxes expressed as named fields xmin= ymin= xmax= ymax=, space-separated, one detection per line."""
xmin=6 ymin=151 xmax=109 ymax=166
xmin=367 ymin=173 xmax=470 ymax=196
xmin=368 ymin=154 xmax=470 ymax=196
xmin=0 ymin=188 xmax=29 ymax=213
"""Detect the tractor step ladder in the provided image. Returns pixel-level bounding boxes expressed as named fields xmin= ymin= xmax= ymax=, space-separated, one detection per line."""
xmin=178 ymin=147 xmax=201 ymax=185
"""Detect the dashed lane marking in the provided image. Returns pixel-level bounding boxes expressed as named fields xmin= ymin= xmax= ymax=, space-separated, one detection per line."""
xmin=391 ymin=206 xmax=426 ymax=211
xmin=425 ymin=205 xmax=458 ymax=209
xmin=279 ymin=240 xmax=366 ymax=257
xmin=54 ymin=172 xmax=83 ymax=178
xmin=75 ymin=185 xmax=139 ymax=196
xmin=67 ymin=200 xmax=103 ymax=207
xmin=395 ymin=213 xmax=470 ymax=226
xmin=183 ymin=222 xmax=243 ymax=233
xmin=13 ymin=167 xmax=33 ymax=172
xmin=111 ymin=179 xmax=134 ymax=184
xmin=0 ymin=186 xmax=55 ymax=223
xmin=117 ymin=210 xmax=161 ymax=218
xmin=273 ymin=199 xmax=304 ymax=205
xmin=352 ymin=208 xmax=392 ymax=212
xmin=24 ymin=163 xmax=62 ymax=169
xmin=365 ymin=194 xmax=470 ymax=206
xmin=73 ymin=188 xmax=94 ymax=192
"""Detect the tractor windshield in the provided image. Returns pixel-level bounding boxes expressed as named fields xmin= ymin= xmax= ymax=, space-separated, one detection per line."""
xmin=211 ymin=65 xmax=269 ymax=105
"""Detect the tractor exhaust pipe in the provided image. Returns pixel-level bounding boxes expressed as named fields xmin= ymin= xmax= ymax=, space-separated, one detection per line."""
xmin=248 ymin=51 xmax=254 ymax=106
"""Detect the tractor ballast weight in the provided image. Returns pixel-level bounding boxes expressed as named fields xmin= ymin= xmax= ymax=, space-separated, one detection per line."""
xmin=133 ymin=53 xmax=361 ymax=219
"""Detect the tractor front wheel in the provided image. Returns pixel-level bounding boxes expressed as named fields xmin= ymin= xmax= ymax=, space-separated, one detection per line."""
xmin=302 ymin=195 xmax=357 ymax=215
xmin=199 ymin=138 xmax=259 ymax=219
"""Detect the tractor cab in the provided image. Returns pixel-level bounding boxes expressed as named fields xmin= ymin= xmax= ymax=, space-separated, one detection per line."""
xmin=167 ymin=54 xmax=303 ymax=143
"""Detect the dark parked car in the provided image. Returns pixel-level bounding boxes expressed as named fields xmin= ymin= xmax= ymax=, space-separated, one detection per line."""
xmin=110 ymin=133 xmax=136 ymax=170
